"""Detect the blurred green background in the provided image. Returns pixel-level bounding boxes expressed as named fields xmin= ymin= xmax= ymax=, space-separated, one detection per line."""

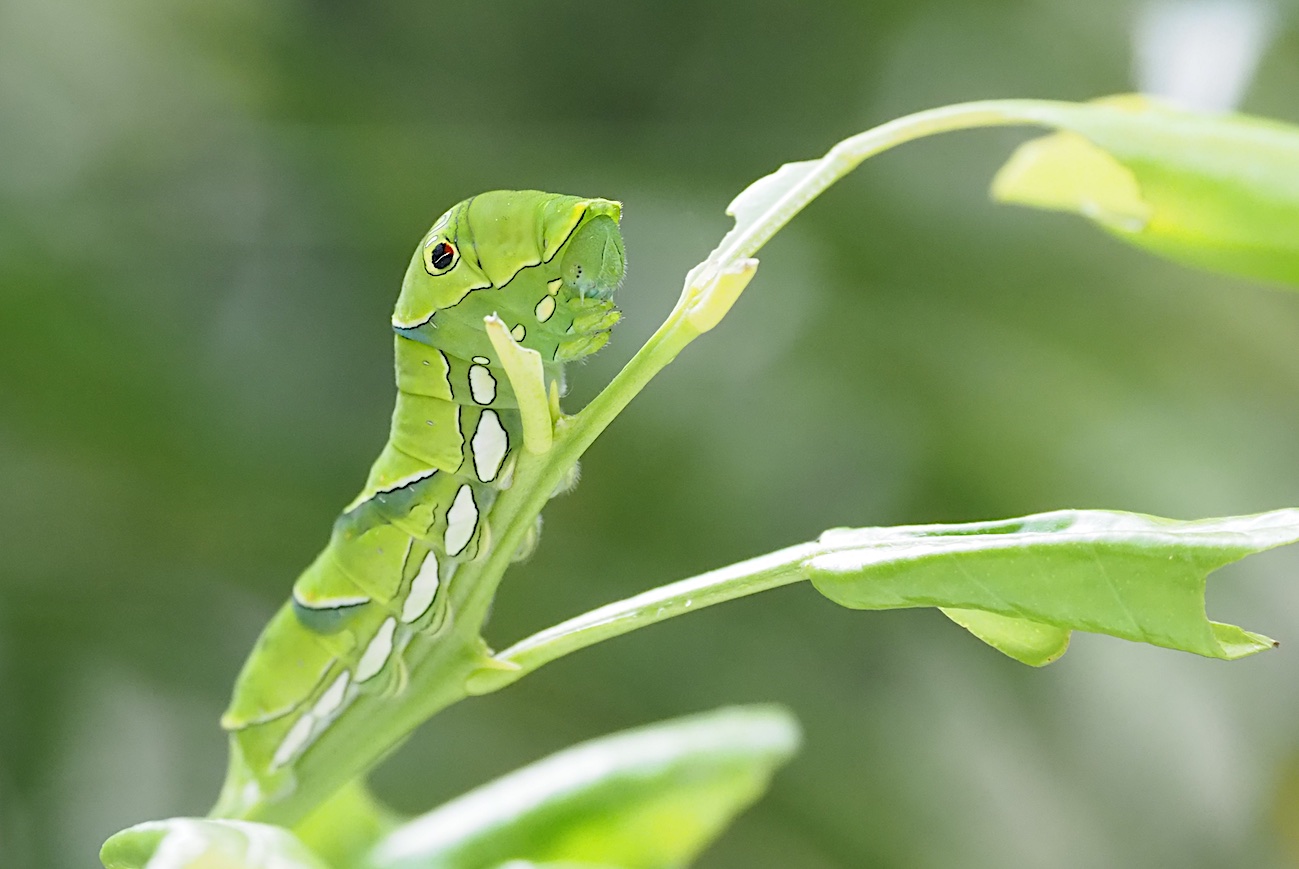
xmin=6 ymin=1 xmax=1299 ymax=867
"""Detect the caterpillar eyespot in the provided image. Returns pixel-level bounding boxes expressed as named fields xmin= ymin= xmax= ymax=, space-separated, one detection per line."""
xmin=219 ymin=191 xmax=626 ymax=805
xmin=424 ymin=238 xmax=457 ymax=275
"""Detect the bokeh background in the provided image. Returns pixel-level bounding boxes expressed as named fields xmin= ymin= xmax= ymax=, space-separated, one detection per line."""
xmin=6 ymin=1 xmax=1299 ymax=866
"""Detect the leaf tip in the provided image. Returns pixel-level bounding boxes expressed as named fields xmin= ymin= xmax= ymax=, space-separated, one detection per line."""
xmin=1210 ymin=622 xmax=1279 ymax=660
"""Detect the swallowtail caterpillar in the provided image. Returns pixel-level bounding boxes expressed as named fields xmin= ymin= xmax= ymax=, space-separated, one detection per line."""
xmin=220 ymin=191 xmax=625 ymax=794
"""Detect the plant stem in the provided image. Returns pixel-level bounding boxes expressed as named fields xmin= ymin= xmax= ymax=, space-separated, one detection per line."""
xmin=485 ymin=543 xmax=819 ymax=685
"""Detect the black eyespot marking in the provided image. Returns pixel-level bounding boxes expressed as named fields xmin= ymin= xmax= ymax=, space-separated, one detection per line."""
xmin=425 ymin=238 xmax=458 ymax=274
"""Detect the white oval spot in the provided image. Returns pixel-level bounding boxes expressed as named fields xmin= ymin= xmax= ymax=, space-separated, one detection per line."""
xmin=444 ymin=484 xmax=478 ymax=556
xmin=472 ymin=355 xmax=490 ymax=365
xmin=402 ymin=552 xmax=441 ymax=623
xmin=356 ymin=617 xmax=396 ymax=682
xmin=271 ymin=713 xmax=317 ymax=769
xmin=511 ymin=324 xmax=525 ymax=341
xmin=311 ymin=670 xmax=351 ymax=720
xmin=468 ymin=365 xmax=497 ymax=405
xmin=472 ymin=410 xmax=509 ymax=483
xmin=547 ymin=278 xmax=563 ymax=295
xmin=535 ymin=295 xmax=556 ymax=323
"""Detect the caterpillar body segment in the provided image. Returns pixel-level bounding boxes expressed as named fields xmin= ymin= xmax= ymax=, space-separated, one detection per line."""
xmin=220 ymin=191 xmax=625 ymax=789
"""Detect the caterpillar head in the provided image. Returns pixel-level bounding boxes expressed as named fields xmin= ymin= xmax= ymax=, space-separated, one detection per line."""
xmin=393 ymin=191 xmax=625 ymax=331
xmin=558 ymin=209 xmax=625 ymax=300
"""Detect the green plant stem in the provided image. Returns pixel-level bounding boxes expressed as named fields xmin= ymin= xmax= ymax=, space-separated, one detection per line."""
xmin=488 ymin=543 xmax=819 ymax=684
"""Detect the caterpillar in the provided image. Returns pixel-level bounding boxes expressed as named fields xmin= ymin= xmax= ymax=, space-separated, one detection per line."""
xmin=219 ymin=191 xmax=625 ymax=793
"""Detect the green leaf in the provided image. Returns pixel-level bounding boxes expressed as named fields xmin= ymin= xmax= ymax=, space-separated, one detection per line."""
xmin=991 ymin=95 xmax=1299 ymax=287
xmin=100 ymin=818 xmax=330 ymax=869
xmin=363 ymin=705 xmax=801 ymax=869
xmin=810 ymin=509 xmax=1295 ymax=661
xmin=938 ymin=608 xmax=1071 ymax=666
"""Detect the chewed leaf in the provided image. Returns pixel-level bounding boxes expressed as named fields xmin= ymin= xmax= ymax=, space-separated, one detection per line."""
xmin=991 ymin=95 xmax=1299 ymax=287
xmin=940 ymin=607 xmax=1071 ymax=666
xmin=676 ymin=159 xmax=818 ymax=324
xmin=101 ymin=818 xmax=329 ymax=869
xmin=721 ymin=159 xmax=822 ymax=249
xmin=809 ymin=509 xmax=1299 ymax=661
xmin=686 ymin=159 xmax=820 ymax=284
xmin=364 ymin=705 xmax=800 ymax=869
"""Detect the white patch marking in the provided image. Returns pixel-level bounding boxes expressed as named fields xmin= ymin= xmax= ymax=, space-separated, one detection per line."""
xmin=472 ymin=410 xmax=509 ymax=483
xmin=444 ymin=484 xmax=478 ymax=556
xmin=356 ymin=617 xmax=396 ymax=682
xmin=472 ymin=355 xmax=490 ymax=365
xmin=346 ymin=468 xmax=437 ymax=511
xmin=378 ymin=468 xmax=437 ymax=492
xmin=402 ymin=552 xmax=441 ymax=623
xmin=535 ymin=295 xmax=556 ymax=323
xmin=294 ymin=591 xmax=370 ymax=610
xmin=547 ymin=278 xmax=563 ymax=295
xmin=272 ymin=713 xmax=316 ymax=769
xmin=311 ymin=671 xmax=351 ymax=720
xmin=511 ymin=324 xmax=525 ymax=341
xmin=468 ymin=365 xmax=497 ymax=405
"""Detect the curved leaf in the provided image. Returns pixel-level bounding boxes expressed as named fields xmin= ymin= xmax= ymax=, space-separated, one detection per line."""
xmin=938 ymin=607 xmax=1071 ymax=667
xmin=101 ymin=818 xmax=329 ymax=869
xmin=810 ymin=509 xmax=1296 ymax=660
xmin=364 ymin=705 xmax=800 ymax=869
xmin=992 ymin=95 xmax=1299 ymax=287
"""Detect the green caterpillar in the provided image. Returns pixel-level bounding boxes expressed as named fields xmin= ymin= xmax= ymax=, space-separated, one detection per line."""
xmin=220 ymin=191 xmax=625 ymax=789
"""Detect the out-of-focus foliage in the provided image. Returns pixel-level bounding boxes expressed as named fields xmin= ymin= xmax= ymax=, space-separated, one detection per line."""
xmin=365 ymin=705 xmax=799 ymax=869
xmin=101 ymin=818 xmax=330 ymax=869
xmin=992 ymin=95 xmax=1299 ymax=287
xmin=99 ymin=706 xmax=797 ymax=869
xmin=5 ymin=1 xmax=1299 ymax=868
